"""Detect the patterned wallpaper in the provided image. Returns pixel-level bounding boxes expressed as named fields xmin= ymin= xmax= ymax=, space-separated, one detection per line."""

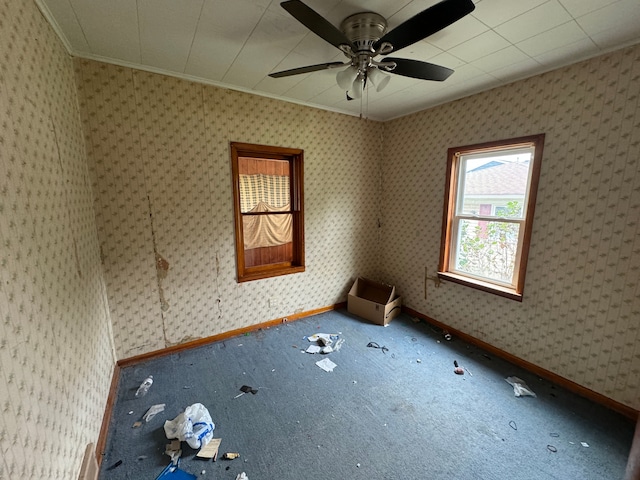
xmin=0 ymin=1 xmax=115 ymax=479
xmin=381 ymin=45 xmax=640 ymax=410
xmin=74 ymin=61 xmax=384 ymax=360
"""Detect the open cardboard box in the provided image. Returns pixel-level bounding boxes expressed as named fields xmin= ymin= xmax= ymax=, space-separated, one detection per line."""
xmin=347 ymin=277 xmax=402 ymax=326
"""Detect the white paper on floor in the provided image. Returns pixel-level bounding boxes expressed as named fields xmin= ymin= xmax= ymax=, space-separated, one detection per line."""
xmin=316 ymin=358 xmax=337 ymax=372
xmin=505 ymin=376 xmax=536 ymax=397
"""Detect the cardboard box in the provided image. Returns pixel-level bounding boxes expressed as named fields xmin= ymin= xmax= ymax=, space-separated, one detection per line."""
xmin=347 ymin=277 xmax=402 ymax=326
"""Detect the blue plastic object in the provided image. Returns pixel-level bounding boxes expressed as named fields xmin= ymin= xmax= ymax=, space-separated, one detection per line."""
xmin=155 ymin=460 xmax=197 ymax=480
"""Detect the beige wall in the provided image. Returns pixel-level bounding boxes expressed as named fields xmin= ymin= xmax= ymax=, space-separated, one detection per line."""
xmin=0 ymin=1 xmax=115 ymax=479
xmin=74 ymin=61 xmax=385 ymax=359
xmin=381 ymin=44 xmax=640 ymax=410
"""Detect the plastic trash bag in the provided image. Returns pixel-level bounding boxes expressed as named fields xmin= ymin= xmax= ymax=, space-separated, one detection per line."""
xmin=505 ymin=376 xmax=537 ymax=397
xmin=143 ymin=404 xmax=165 ymax=422
xmin=164 ymin=403 xmax=215 ymax=449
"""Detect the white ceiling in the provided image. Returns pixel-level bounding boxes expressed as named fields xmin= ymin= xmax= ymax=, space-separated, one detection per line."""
xmin=37 ymin=0 xmax=640 ymax=121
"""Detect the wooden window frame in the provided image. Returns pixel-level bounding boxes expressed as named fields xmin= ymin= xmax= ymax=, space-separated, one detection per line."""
xmin=230 ymin=142 xmax=305 ymax=283
xmin=438 ymin=134 xmax=545 ymax=301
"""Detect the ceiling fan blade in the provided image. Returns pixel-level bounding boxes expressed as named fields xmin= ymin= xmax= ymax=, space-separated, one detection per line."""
xmin=281 ymin=0 xmax=353 ymax=50
xmin=269 ymin=61 xmax=347 ymax=78
xmin=385 ymin=57 xmax=453 ymax=81
xmin=373 ymin=0 xmax=475 ymax=53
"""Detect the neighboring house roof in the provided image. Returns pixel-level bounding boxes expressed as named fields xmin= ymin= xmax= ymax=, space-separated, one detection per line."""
xmin=465 ymin=162 xmax=529 ymax=196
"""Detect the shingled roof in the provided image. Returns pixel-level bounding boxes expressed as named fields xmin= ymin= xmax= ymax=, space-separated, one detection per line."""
xmin=464 ymin=162 xmax=529 ymax=196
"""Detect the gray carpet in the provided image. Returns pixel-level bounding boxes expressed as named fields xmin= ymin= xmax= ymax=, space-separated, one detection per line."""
xmin=99 ymin=310 xmax=634 ymax=479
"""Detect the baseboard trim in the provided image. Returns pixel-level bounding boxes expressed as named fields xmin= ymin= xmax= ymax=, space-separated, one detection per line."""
xmin=403 ymin=306 xmax=639 ymax=421
xmin=117 ymin=302 xmax=346 ymax=368
xmin=95 ymin=365 xmax=120 ymax=466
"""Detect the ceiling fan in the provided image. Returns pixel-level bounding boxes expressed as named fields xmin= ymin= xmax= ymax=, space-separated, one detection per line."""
xmin=269 ymin=0 xmax=476 ymax=99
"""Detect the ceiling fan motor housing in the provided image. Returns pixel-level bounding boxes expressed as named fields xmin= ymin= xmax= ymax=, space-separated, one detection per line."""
xmin=340 ymin=12 xmax=387 ymax=53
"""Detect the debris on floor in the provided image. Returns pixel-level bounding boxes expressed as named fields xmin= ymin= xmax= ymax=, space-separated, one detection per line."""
xmin=223 ymin=452 xmax=240 ymax=460
xmin=143 ymin=403 xmax=166 ymax=422
xmin=135 ymin=375 xmax=154 ymax=397
xmin=165 ymin=439 xmax=182 ymax=465
xmin=453 ymin=360 xmax=464 ymax=375
xmin=315 ymin=358 xmax=337 ymax=372
xmin=505 ymin=376 xmax=537 ymax=397
xmin=164 ymin=403 xmax=215 ymax=449
xmin=155 ymin=460 xmax=196 ymax=480
xmin=234 ymin=385 xmax=258 ymax=398
xmin=106 ymin=460 xmax=123 ymax=471
xmin=304 ymin=333 xmax=344 ymax=353
xmin=197 ymin=438 xmax=222 ymax=460
xmin=366 ymin=341 xmax=388 ymax=354
xmin=235 ymin=473 xmax=249 ymax=480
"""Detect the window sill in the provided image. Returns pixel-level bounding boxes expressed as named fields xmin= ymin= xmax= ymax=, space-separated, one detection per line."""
xmin=238 ymin=265 xmax=305 ymax=283
xmin=437 ymin=272 xmax=523 ymax=302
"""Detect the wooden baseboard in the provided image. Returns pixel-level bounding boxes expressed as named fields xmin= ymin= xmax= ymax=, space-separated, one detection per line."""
xmin=117 ymin=302 xmax=346 ymax=368
xmin=95 ymin=365 xmax=120 ymax=466
xmin=403 ymin=306 xmax=639 ymax=421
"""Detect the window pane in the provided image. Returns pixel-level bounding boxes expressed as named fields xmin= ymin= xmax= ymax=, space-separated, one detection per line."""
xmin=454 ymin=219 xmax=521 ymax=284
xmin=459 ymin=151 xmax=532 ymax=219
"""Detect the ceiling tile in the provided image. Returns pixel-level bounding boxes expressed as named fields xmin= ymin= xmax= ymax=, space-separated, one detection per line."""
xmin=448 ymin=30 xmax=511 ymax=63
xmin=472 ymin=0 xmax=548 ymax=28
xmin=516 ymin=21 xmax=592 ymax=58
xmin=446 ymin=64 xmax=493 ymax=85
xmin=427 ymin=14 xmax=489 ymax=50
xmin=68 ymin=0 xmax=140 ymax=62
xmin=38 ymin=0 xmax=90 ymax=53
xmin=138 ymin=0 xmax=204 ymax=72
xmin=389 ymin=40 xmax=442 ymax=62
xmin=558 ymin=0 xmax=619 ymax=18
xmin=184 ymin=0 xmax=268 ymax=81
xmin=470 ymin=45 xmax=532 ymax=73
xmin=488 ymin=57 xmax=542 ymax=82
xmin=222 ymin=42 xmax=293 ymax=89
xmin=577 ymin=0 xmax=640 ymax=47
xmin=495 ymin=1 xmax=573 ymax=44
xmin=533 ymin=37 xmax=600 ymax=68
xmin=428 ymin=51 xmax=466 ymax=69
xmin=290 ymin=34 xmax=346 ymax=63
xmin=382 ymin=0 xmax=443 ymax=31
xmin=283 ymin=70 xmax=339 ymax=101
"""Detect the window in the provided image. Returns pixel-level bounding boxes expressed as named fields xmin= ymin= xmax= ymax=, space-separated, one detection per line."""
xmin=439 ymin=134 xmax=544 ymax=301
xmin=230 ymin=142 xmax=305 ymax=282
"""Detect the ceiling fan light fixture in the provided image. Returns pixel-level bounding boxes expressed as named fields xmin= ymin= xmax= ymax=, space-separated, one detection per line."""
xmin=350 ymin=75 xmax=365 ymax=99
xmin=367 ymin=67 xmax=390 ymax=92
xmin=336 ymin=66 xmax=358 ymax=90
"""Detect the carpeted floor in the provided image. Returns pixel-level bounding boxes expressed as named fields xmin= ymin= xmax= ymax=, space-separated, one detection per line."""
xmin=99 ymin=310 xmax=634 ymax=479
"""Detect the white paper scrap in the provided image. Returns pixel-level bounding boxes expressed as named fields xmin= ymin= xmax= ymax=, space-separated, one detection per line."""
xmin=308 ymin=333 xmax=336 ymax=343
xmin=306 ymin=345 xmax=322 ymax=354
xmin=316 ymin=358 xmax=337 ymax=372
xmin=581 ymin=442 xmax=589 ymax=448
